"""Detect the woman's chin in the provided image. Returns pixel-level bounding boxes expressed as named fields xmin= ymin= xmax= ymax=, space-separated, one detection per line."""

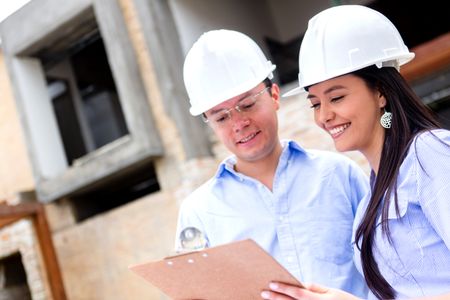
xmin=333 ymin=141 xmax=354 ymax=153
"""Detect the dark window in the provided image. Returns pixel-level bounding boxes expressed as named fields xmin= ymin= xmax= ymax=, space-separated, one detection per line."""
xmin=68 ymin=163 xmax=160 ymax=222
xmin=36 ymin=19 xmax=161 ymax=216
xmin=72 ymin=37 xmax=128 ymax=150
xmin=265 ymin=36 xmax=302 ymax=85
xmin=49 ymin=78 xmax=87 ymax=163
xmin=43 ymin=33 xmax=128 ymax=165
xmin=0 ymin=253 xmax=31 ymax=300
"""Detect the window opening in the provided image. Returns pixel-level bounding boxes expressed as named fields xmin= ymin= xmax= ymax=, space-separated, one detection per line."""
xmin=265 ymin=35 xmax=302 ymax=85
xmin=0 ymin=253 xmax=31 ymax=300
xmin=42 ymin=30 xmax=128 ymax=165
xmin=68 ymin=163 xmax=161 ymax=222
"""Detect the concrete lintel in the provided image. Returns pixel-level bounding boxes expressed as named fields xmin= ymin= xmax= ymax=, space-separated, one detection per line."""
xmin=0 ymin=0 xmax=93 ymax=56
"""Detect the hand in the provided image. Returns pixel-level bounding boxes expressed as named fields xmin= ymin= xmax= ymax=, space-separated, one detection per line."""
xmin=260 ymin=281 xmax=360 ymax=300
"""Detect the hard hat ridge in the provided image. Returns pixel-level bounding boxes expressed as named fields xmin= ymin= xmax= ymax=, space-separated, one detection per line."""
xmin=284 ymin=5 xmax=415 ymax=97
xmin=183 ymin=29 xmax=276 ymax=116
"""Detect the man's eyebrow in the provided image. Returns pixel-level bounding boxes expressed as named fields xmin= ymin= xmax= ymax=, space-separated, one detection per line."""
xmin=307 ymin=85 xmax=346 ymax=99
xmin=208 ymin=107 xmax=227 ymax=115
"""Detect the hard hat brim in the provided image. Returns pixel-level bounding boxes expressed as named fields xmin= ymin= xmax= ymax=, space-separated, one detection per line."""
xmin=282 ymin=52 xmax=415 ymax=99
xmin=282 ymin=86 xmax=305 ymax=98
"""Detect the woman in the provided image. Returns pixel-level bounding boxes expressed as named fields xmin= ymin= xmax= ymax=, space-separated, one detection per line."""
xmin=261 ymin=5 xmax=450 ymax=300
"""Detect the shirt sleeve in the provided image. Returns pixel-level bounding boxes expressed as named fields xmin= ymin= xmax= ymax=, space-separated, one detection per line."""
xmin=415 ymin=130 xmax=450 ymax=250
xmin=174 ymin=190 xmax=209 ymax=251
xmin=347 ymin=159 xmax=370 ymax=215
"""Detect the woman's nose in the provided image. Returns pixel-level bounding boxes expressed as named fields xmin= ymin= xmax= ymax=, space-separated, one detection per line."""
xmin=317 ymin=104 xmax=334 ymax=124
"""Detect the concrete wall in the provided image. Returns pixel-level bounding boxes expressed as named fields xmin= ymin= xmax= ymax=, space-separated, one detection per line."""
xmin=0 ymin=51 xmax=34 ymax=199
xmin=169 ymin=0 xmax=277 ymax=57
xmin=266 ymin=0 xmax=374 ymax=43
xmin=266 ymin=0 xmax=329 ymax=42
xmin=52 ymin=191 xmax=178 ymax=299
xmin=169 ymin=0 xmax=374 ymax=54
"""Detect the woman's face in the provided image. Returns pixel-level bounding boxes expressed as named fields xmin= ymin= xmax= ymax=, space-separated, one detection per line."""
xmin=307 ymin=74 xmax=386 ymax=159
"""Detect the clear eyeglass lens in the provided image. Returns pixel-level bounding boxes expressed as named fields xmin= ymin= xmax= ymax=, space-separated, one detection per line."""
xmin=209 ymin=86 xmax=269 ymax=125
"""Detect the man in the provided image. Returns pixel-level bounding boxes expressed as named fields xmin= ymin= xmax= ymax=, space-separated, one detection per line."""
xmin=176 ymin=29 xmax=368 ymax=297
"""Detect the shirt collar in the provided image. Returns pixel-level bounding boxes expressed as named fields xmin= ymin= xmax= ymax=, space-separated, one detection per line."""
xmin=214 ymin=139 xmax=306 ymax=179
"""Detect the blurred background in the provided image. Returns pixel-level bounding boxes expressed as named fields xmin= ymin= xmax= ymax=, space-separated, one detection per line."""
xmin=0 ymin=0 xmax=448 ymax=299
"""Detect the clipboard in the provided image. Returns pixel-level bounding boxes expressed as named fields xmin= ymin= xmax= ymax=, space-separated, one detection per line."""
xmin=129 ymin=239 xmax=303 ymax=300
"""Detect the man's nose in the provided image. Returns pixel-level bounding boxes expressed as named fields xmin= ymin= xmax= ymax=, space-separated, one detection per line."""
xmin=231 ymin=111 xmax=250 ymax=132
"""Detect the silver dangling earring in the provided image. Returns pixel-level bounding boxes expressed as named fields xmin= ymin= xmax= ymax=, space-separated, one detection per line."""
xmin=380 ymin=109 xmax=392 ymax=129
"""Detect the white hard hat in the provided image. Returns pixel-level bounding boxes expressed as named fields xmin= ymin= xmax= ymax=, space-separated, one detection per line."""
xmin=183 ymin=29 xmax=276 ymax=116
xmin=284 ymin=5 xmax=415 ymax=96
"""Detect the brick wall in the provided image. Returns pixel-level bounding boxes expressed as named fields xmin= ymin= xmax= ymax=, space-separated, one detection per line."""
xmin=0 ymin=219 xmax=52 ymax=300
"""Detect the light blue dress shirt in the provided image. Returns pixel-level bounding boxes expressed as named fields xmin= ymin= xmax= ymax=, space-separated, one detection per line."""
xmin=353 ymin=129 xmax=450 ymax=299
xmin=176 ymin=140 xmax=369 ymax=297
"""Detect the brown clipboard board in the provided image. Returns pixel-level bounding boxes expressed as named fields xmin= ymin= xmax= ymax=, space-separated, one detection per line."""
xmin=129 ymin=239 xmax=303 ymax=300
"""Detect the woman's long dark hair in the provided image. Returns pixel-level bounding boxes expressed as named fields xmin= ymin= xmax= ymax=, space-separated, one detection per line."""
xmin=353 ymin=66 xmax=440 ymax=299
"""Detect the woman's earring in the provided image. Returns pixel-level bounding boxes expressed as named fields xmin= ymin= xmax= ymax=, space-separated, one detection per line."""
xmin=380 ymin=109 xmax=392 ymax=129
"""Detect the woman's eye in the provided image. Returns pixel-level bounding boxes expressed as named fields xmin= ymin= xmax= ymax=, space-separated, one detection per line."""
xmin=309 ymin=103 xmax=320 ymax=109
xmin=331 ymin=96 xmax=344 ymax=102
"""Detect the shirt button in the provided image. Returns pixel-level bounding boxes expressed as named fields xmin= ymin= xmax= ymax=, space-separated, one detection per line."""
xmin=287 ymin=257 xmax=294 ymax=263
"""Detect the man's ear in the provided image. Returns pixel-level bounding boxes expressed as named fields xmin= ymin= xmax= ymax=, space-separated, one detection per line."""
xmin=271 ymin=83 xmax=280 ymax=109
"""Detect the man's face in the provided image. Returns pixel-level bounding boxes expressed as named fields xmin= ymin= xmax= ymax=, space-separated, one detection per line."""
xmin=204 ymin=82 xmax=281 ymax=164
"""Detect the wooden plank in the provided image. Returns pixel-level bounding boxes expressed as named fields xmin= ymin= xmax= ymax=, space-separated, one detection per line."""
xmin=0 ymin=203 xmax=67 ymax=300
xmin=401 ymin=32 xmax=450 ymax=82
xmin=33 ymin=205 xmax=67 ymax=300
xmin=0 ymin=216 xmax=21 ymax=228
xmin=0 ymin=202 xmax=40 ymax=217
